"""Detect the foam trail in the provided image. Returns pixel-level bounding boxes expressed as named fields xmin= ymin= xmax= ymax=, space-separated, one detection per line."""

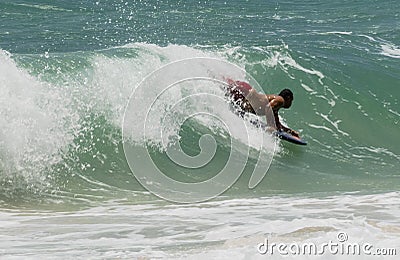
xmin=381 ymin=44 xmax=400 ymax=58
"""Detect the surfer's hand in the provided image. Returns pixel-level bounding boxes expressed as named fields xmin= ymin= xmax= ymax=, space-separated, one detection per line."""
xmin=287 ymin=129 xmax=300 ymax=138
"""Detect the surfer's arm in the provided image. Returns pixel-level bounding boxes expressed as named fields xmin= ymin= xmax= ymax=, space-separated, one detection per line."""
xmin=268 ymin=96 xmax=300 ymax=137
xmin=265 ymin=96 xmax=284 ymax=130
xmin=273 ymin=112 xmax=300 ymax=137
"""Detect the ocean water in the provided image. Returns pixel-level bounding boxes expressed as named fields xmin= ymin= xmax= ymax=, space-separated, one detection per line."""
xmin=1 ymin=0 xmax=399 ymax=259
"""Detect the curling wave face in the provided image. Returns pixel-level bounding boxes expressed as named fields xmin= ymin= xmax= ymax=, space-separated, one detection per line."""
xmin=0 ymin=41 xmax=399 ymax=207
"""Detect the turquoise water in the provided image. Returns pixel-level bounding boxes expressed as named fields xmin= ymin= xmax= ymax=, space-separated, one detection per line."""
xmin=1 ymin=0 xmax=399 ymax=258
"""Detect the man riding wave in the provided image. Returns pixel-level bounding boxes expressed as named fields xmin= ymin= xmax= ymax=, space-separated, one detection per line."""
xmin=225 ymin=79 xmax=300 ymax=138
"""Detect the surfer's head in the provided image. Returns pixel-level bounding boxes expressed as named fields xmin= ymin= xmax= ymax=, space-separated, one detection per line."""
xmin=279 ymin=89 xmax=293 ymax=108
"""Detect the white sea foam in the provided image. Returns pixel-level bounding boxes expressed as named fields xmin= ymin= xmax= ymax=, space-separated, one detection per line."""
xmin=381 ymin=43 xmax=400 ymax=58
xmin=319 ymin=31 xmax=353 ymax=36
xmin=1 ymin=192 xmax=398 ymax=259
xmin=300 ymin=83 xmax=317 ymax=94
xmin=14 ymin=3 xmax=72 ymax=12
xmin=0 ymin=50 xmax=78 ymax=185
xmin=317 ymin=112 xmax=350 ymax=137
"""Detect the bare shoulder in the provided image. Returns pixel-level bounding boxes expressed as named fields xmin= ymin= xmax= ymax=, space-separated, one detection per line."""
xmin=266 ymin=94 xmax=284 ymax=103
xmin=266 ymin=94 xmax=284 ymax=110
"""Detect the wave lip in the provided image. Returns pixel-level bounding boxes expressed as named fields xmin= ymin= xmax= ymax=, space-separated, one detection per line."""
xmin=0 ymin=50 xmax=77 ymax=192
